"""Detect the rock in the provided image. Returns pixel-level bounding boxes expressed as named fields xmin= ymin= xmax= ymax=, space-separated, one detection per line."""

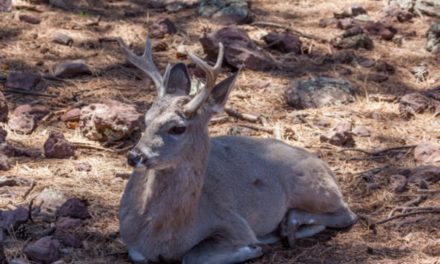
xmin=54 ymin=231 xmax=82 ymax=248
xmin=33 ymin=188 xmax=68 ymax=221
xmin=56 ymin=217 xmax=82 ymax=231
xmin=199 ymin=0 xmax=251 ymax=25
xmin=343 ymin=26 xmax=364 ymax=37
xmin=408 ymin=165 xmax=440 ymax=184
xmin=353 ymin=14 xmax=371 ymax=22
xmin=75 ymin=162 xmax=92 ymax=172
xmin=23 ymin=236 xmax=61 ymax=264
xmin=388 ymin=174 xmax=408 ymax=193
xmin=43 ymin=131 xmax=75 ymax=159
xmin=52 ymin=32 xmax=73 ymax=46
xmin=0 ymin=176 xmax=32 ymax=187
xmin=285 ymin=77 xmax=356 ymax=109
xmin=319 ymin=17 xmax=339 ymax=28
xmin=0 ymin=91 xmax=7 ymax=122
xmin=149 ymin=17 xmax=178 ymax=39
xmin=200 ymin=26 xmax=274 ymax=71
xmin=0 ymin=144 xmax=41 ymax=158
xmin=332 ymin=50 xmax=356 ymax=64
xmin=357 ymin=57 xmax=375 ymax=68
xmin=320 ymin=122 xmax=355 ymax=147
xmin=5 ymin=71 xmax=43 ymax=91
xmin=0 ymin=127 xmax=6 ymax=143
xmin=375 ymin=60 xmax=395 ymax=75
xmin=53 ymin=60 xmax=92 ymax=78
xmin=8 ymin=104 xmax=50 ymax=134
xmin=334 ymin=10 xmax=351 ymax=19
xmin=0 ymin=153 xmax=10 ymax=171
xmin=80 ymin=100 xmax=142 ymax=142
xmin=369 ymin=93 xmax=397 ymax=102
xmin=0 ymin=207 xmax=29 ymax=230
xmin=332 ymin=34 xmax=374 ymax=50
xmin=19 ymin=14 xmax=41 ymax=24
xmin=399 ymin=93 xmax=437 ymax=117
xmin=426 ymin=23 xmax=440 ymax=53
xmin=396 ymin=10 xmax=413 ymax=22
xmin=337 ymin=18 xmax=354 ymax=29
xmin=352 ymin=125 xmax=370 ymax=137
xmin=364 ymin=21 xmax=397 ymax=40
xmin=0 ymin=0 xmax=12 ymax=12
xmin=61 ymin=108 xmax=80 ymax=122
xmin=351 ymin=4 xmax=367 ymax=16
xmin=414 ymin=143 xmax=440 ymax=164
xmin=262 ymin=32 xmax=302 ymax=54
xmin=411 ymin=63 xmax=429 ymax=81
xmin=368 ymin=73 xmax=388 ymax=83
xmin=57 ymin=198 xmax=90 ymax=220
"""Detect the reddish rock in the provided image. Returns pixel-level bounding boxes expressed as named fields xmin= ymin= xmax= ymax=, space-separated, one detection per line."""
xmin=23 ymin=236 xmax=61 ymax=264
xmin=320 ymin=122 xmax=355 ymax=147
xmin=414 ymin=143 xmax=440 ymax=164
xmin=262 ymin=32 xmax=302 ymax=54
xmin=0 ymin=154 xmax=10 ymax=171
xmin=0 ymin=91 xmax=8 ymax=122
xmin=57 ymin=198 xmax=90 ymax=220
xmin=149 ymin=17 xmax=178 ymax=39
xmin=200 ymin=26 xmax=274 ymax=71
xmin=61 ymin=108 xmax=81 ymax=122
xmin=19 ymin=14 xmax=41 ymax=24
xmin=80 ymin=100 xmax=142 ymax=142
xmin=53 ymin=60 xmax=92 ymax=78
xmin=8 ymin=104 xmax=50 ymax=134
xmin=364 ymin=21 xmax=397 ymax=40
xmin=43 ymin=131 xmax=75 ymax=159
xmin=56 ymin=217 xmax=82 ymax=231
xmin=0 ymin=207 xmax=29 ymax=230
xmin=5 ymin=71 xmax=42 ymax=91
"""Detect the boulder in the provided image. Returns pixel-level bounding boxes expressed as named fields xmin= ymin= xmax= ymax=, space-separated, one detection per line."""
xmin=200 ymin=26 xmax=274 ymax=71
xmin=43 ymin=131 xmax=75 ymax=159
xmin=8 ymin=104 xmax=50 ymax=134
xmin=199 ymin=0 xmax=251 ymax=24
xmin=80 ymin=100 xmax=142 ymax=142
xmin=53 ymin=60 xmax=92 ymax=78
xmin=23 ymin=236 xmax=61 ymax=264
xmin=262 ymin=32 xmax=302 ymax=54
xmin=57 ymin=198 xmax=90 ymax=220
xmin=52 ymin=32 xmax=73 ymax=46
xmin=285 ymin=76 xmax=356 ymax=109
xmin=0 ymin=91 xmax=7 ymax=122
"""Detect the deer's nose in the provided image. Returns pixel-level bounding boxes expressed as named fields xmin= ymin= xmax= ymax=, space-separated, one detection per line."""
xmin=127 ymin=149 xmax=143 ymax=167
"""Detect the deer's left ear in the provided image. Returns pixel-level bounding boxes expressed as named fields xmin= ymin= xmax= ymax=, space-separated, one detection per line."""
xmin=164 ymin=63 xmax=191 ymax=95
xmin=206 ymin=71 xmax=239 ymax=114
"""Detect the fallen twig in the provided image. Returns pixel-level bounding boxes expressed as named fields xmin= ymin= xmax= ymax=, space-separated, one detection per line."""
xmin=388 ymin=195 xmax=427 ymax=217
xmin=23 ymin=181 xmax=36 ymax=200
xmin=373 ymin=207 xmax=440 ymax=226
xmin=72 ymin=142 xmax=115 ymax=153
xmin=238 ymin=123 xmax=274 ymax=133
xmin=225 ymin=108 xmax=259 ymax=123
xmin=340 ymin=145 xmax=416 ymax=156
xmin=252 ymin=21 xmax=329 ymax=44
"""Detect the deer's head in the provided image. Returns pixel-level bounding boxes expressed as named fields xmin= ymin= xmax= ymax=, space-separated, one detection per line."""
xmin=119 ymin=37 xmax=238 ymax=170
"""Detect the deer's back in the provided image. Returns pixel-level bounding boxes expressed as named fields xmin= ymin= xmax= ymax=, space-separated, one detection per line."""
xmin=205 ymin=136 xmax=346 ymax=236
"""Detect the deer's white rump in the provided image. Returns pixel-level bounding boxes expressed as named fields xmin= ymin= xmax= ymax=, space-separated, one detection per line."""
xmin=118 ymin=36 xmax=357 ymax=264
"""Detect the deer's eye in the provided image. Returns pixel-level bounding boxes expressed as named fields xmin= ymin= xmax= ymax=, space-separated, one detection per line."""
xmin=168 ymin=126 xmax=186 ymax=135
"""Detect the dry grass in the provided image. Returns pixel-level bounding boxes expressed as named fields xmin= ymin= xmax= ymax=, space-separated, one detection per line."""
xmin=1 ymin=0 xmax=439 ymax=263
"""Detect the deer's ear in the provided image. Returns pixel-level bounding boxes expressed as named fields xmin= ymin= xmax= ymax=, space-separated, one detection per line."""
xmin=164 ymin=63 xmax=191 ymax=95
xmin=206 ymin=71 xmax=239 ymax=114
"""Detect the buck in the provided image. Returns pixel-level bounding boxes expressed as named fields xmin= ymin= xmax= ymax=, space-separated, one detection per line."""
xmin=118 ymin=36 xmax=357 ymax=264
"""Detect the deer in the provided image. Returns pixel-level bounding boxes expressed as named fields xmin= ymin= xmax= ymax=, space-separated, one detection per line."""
xmin=117 ymin=36 xmax=358 ymax=264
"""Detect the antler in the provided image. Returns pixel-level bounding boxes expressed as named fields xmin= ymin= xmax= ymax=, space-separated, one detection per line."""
xmin=118 ymin=36 xmax=166 ymax=97
xmin=183 ymin=43 xmax=224 ymax=116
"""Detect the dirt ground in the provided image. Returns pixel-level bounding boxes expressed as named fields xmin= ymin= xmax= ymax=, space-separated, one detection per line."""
xmin=1 ymin=0 xmax=439 ymax=263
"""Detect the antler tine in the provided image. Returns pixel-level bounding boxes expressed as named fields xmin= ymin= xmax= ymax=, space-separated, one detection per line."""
xmin=118 ymin=36 xmax=165 ymax=97
xmin=184 ymin=43 xmax=224 ymax=116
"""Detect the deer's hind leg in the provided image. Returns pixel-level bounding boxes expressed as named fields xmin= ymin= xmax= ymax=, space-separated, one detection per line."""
xmin=281 ymin=207 xmax=357 ymax=247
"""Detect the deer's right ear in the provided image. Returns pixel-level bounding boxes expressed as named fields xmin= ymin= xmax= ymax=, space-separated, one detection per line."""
xmin=207 ymin=71 xmax=239 ymax=114
xmin=164 ymin=63 xmax=191 ymax=96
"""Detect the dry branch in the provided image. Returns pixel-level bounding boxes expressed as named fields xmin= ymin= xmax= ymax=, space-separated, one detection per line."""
xmin=252 ymin=21 xmax=329 ymax=44
xmin=224 ymin=108 xmax=259 ymax=123
xmin=374 ymin=207 xmax=440 ymax=226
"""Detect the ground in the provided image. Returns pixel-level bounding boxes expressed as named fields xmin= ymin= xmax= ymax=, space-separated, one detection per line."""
xmin=0 ymin=0 xmax=439 ymax=263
